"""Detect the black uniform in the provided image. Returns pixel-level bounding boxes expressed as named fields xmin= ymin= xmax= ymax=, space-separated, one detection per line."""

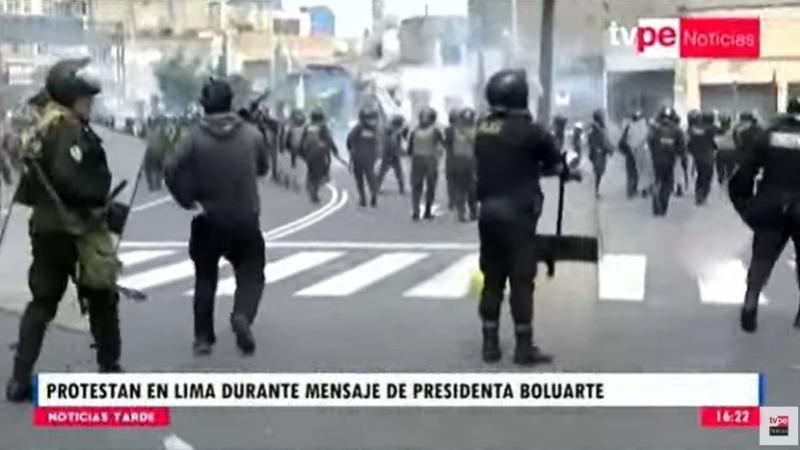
xmin=688 ymin=111 xmax=717 ymax=205
xmin=648 ymin=109 xmax=686 ymax=216
xmin=7 ymin=59 xmax=122 ymax=403
xmin=347 ymin=108 xmax=381 ymax=207
xmin=587 ymin=110 xmax=612 ymax=197
xmin=408 ymin=108 xmax=444 ymax=220
xmin=378 ymin=115 xmax=406 ymax=195
xmin=444 ymin=108 xmax=478 ymax=222
xmin=730 ymin=101 xmax=800 ymax=333
xmin=475 ymin=69 xmax=568 ymax=366
xmin=445 ymin=109 xmax=459 ymax=210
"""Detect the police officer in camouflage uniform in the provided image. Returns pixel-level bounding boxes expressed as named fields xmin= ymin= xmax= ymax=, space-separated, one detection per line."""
xmin=144 ymin=116 xmax=170 ymax=192
xmin=408 ymin=107 xmax=445 ymax=221
xmin=378 ymin=114 xmax=407 ymax=195
xmin=445 ymin=107 xmax=478 ymax=222
xmin=7 ymin=59 xmax=123 ymax=402
xmin=300 ymin=108 xmax=340 ymax=204
xmin=730 ymin=97 xmax=800 ymax=333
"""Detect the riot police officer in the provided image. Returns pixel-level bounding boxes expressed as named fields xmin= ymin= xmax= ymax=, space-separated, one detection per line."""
xmin=688 ymin=110 xmax=718 ymax=206
xmin=648 ymin=107 xmax=686 ymax=216
xmin=730 ymin=98 xmax=799 ymax=333
xmin=300 ymin=108 xmax=340 ymax=204
xmin=284 ymin=109 xmax=307 ymax=170
xmin=587 ymin=109 xmax=612 ymax=198
xmin=445 ymin=107 xmax=478 ymax=222
xmin=378 ymin=114 xmax=407 ymax=195
xmin=408 ymin=107 xmax=444 ymax=221
xmin=475 ymin=69 xmax=577 ymax=366
xmin=734 ymin=111 xmax=763 ymax=158
xmin=715 ymin=112 xmax=736 ymax=186
xmin=346 ymin=105 xmax=381 ymax=207
xmin=7 ymin=59 xmax=122 ymax=402
xmin=552 ymin=115 xmax=568 ymax=151
xmin=144 ymin=115 xmax=170 ymax=192
xmin=445 ymin=108 xmax=460 ymax=211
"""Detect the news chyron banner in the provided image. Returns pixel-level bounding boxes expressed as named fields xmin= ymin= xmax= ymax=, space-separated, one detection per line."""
xmin=32 ymin=373 xmax=763 ymax=426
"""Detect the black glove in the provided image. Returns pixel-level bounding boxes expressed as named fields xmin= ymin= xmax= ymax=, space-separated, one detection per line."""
xmin=107 ymin=201 xmax=130 ymax=235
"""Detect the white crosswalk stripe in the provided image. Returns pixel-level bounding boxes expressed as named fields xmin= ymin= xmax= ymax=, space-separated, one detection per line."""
xmin=698 ymin=260 xmax=768 ymax=305
xmin=599 ymin=254 xmax=647 ymax=302
xmin=404 ymin=253 xmax=478 ymax=298
xmin=110 ymin=245 xmax=798 ymax=307
xmin=118 ymin=250 xmax=176 ymax=268
xmin=295 ymin=252 xmax=428 ymax=297
xmin=202 ymin=251 xmax=346 ymax=296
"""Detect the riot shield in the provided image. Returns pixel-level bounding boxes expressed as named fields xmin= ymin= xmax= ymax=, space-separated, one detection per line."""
xmin=0 ymin=125 xmax=147 ymax=331
xmin=537 ymin=150 xmax=599 ymax=277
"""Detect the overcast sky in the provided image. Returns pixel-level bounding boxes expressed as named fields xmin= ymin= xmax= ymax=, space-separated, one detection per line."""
xmin=282 ymin=0 xmax=468 ymax=37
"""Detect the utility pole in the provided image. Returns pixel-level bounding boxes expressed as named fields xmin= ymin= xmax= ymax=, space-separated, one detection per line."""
xmin=537 ymin=0 xmax=555 ymax=124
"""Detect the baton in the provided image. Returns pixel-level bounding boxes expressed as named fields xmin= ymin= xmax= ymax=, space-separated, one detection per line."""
xmin=545 ymin=153 xmax=568 ymax=277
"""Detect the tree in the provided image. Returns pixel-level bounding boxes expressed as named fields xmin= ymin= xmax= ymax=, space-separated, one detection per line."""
xmin=154 ymin=53 xmax=204 ymax=113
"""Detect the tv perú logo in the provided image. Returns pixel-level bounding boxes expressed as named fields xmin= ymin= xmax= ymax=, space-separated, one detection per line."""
xmin=608 ymin=17 xmax=760 ymax=59
xmin=769 ymin=415 xmax=790 ymax=437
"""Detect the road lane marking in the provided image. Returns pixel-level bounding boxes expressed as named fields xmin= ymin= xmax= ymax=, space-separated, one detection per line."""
xmin=118 ymin=250 xmax=176 ymax=267
xmin=119 ymin=241 xmax=480 ymax=250
xmin=295 ymin=252 xmax=428 ymax=297
xmin=404 ymin=253 xmax=478 ymax=298
xmin=263 ymin=184 xmax=340 ymax=239
xmin=266 ymin=189 xmax=349 ymax=241
xmin=599 ymin=254 xmax=646 ymax=302
xmin=163 ymin=434 xmax=196 ymax=450
xmin=698 ymin=260 xmax=768 ymax=305
xmin=197 ymin=251 xmax=346 ymax=296
xmin=131 ymin=195 xmax=173 ymax=212
xmin=119 ymin=260 xmax=225 ymax=290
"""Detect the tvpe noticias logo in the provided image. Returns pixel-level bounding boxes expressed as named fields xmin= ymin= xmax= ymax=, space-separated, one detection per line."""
xmin=769 ymin=415 xmax=790 ymax=436
xmin=635 ymin=17 xmax=760 ymax=59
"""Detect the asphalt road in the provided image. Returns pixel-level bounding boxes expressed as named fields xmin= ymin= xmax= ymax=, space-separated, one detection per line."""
xmin=0 ymin=131 xmax=798 ymax=449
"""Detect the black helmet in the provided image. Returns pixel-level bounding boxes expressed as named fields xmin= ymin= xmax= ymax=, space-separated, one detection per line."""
xmin=45 ymin=58 xmax=101 ymax=107
xmin=687 ymin=109 xmax=701 ymax=124
xmin=632 ymin=110 xmax=643 ymax=121
xmin=553 ymin=115 xmax=567 ymax=128
xmin=700 ymin=110 xmax=716 ymax=124
xmin=418 ymin=107 xmax=437 ymax=127
xmin=448 ymin=108 xmax=459 ymax=125
xmin=310 ymin=107 xmax=326 ymax=123
xmin=486 ymin=69 xmax=528 ymax=110
xmin=788 ymin=96 xmax=800 ymax=115
xmin=738 ymin=110 xmax=757 ymax=123
xmin=359 ymin=105 xmax=380 ymax=125
xmin=389 ymin=114 xmax=405 ymax=128
xmin=460 ymin=107 xmax=477 ymax=126
xmin=657 ymin=106 xmax=677 ymax=124
xmin=290 ymin=108 xmax=306 ymax=125
xmin=200 ymin=77 xmax=233 ymax=114
xmin=592 ymin=109 xmax=605 ymax=125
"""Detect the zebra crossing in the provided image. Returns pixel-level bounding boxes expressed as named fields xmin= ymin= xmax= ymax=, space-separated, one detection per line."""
xmin=115 ymin=243 xmax=798 ymax=305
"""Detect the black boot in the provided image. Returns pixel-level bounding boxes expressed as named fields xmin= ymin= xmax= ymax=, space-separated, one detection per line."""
xmin=358 ymin=198 xmax=367 ymax=208
xmin=5 ymin=377 xmax=32 ymax=403
xmin=370 ymin=197 xmax=378 ymax=208
xmin=482 ymin=324 xmax=501 ymax=363
xmin=513 ymin=328 xmax=553 ymax=366
xmin=231 ymin=314 xmax=255 ymax=355
xmin=423 ymin=204 xmax=434 ymax=220
xmin=740 ymin=288 xmax=759 ymax=333
xmin=99 ymin=363 xmax=123 ymax=373
xmin=193 ymin=339 xmax=213 ymax=356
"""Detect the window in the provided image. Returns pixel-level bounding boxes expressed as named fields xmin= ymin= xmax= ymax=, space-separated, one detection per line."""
xmin=274 ymin=18 xmax=300 ymax=36
xmin=7 ymin=0 xmax=21 ymax=14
